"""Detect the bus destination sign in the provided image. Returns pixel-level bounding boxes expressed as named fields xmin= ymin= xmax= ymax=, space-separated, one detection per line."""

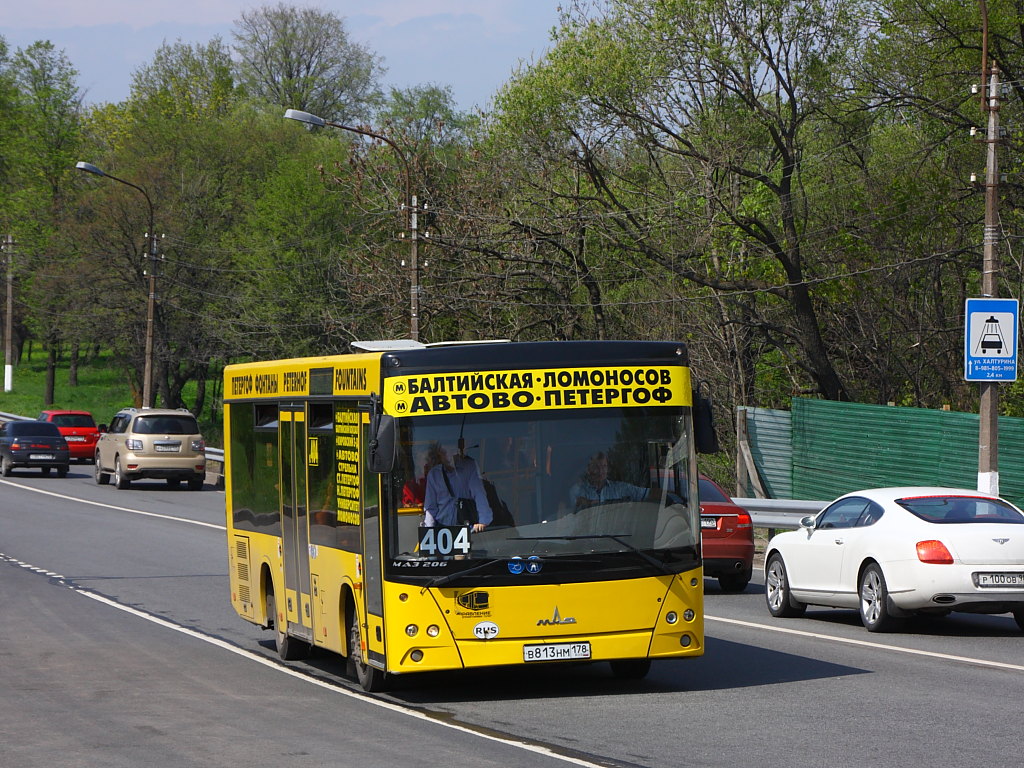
xmin=383 ymin=365 xmax=690 ymax=416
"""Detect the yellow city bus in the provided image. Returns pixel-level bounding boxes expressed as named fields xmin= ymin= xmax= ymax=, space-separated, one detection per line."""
xmin=223 ymin=340 xmax=718 ymax=690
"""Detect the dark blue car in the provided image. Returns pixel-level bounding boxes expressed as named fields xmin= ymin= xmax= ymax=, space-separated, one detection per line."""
xmin=0 ymin=420 xmax=71 ymax=477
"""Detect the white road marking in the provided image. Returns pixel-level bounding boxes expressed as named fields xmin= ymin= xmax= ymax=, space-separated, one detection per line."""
xmin=0 ymin=551 xmax=605 ymax=767
xmin=707 ymin=614 xmax=1024 ymax=672
xmin=0 ymin=479 xmax=224 ymax=530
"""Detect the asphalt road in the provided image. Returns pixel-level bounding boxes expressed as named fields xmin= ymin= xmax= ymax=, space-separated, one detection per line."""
xmin=2 ymin=467 xmax=1022 ymax=767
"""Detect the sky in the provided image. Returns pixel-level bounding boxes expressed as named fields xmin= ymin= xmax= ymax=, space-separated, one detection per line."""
xmin=3 ymin=1 xmax=562 ymax=112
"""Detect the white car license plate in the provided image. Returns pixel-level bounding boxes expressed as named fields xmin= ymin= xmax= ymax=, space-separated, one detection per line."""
xmin=700 ymin=517 xmax=717 ymax=529
xmin=523 ymin=642 xmax=591 ymax=662
xmin=976 ymin=572 xmax=1024 ymax=587
xmin=65 ymin=436 xmax=85 ymax=442
xmin=155 ymin=445 xmax=179 ymax=452
xmin=29 ymin=453 xmax=55 ymax=460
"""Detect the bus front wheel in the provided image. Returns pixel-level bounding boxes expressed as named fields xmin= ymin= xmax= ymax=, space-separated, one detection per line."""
xmin=347 ymin=610 xmax=388 ymax=692
xmin=266 ymin=589 xmax=310 ymax=661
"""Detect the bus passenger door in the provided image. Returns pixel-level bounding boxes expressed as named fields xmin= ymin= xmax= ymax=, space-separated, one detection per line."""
xmin=359 ymin=410 xmax=386 ymax=670
xmin=279 ymin=405 xmax=314 ymax=643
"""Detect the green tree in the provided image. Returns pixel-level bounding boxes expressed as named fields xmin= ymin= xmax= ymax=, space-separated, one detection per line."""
xmin=130 ymin=38 xmax=238 ymax=121
xmin=73 ymin=40 xmax=251 ymax=411
xmin=4 ymin=41 xmax=84 ymax=404
xmin=492 ymin=0 xmax=882 ymax=404
xmin=859 ymin=0 xmax=1024 ymax=414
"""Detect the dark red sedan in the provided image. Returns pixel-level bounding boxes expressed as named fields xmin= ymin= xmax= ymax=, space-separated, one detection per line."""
xmin=700 ymin=475 xmax=755 ymax=591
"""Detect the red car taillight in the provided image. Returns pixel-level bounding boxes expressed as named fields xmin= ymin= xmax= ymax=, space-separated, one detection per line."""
xmin=916 ymin=540 xmax=954 ymax=564
xmin=736 ymin=511 xmax=753 ymax=529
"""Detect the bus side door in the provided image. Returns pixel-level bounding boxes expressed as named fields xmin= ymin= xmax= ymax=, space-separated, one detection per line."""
xmin=279 ymin=405 xmax=314 ymax=642
xmin=359 ymin=409 xmax=387 ymax=671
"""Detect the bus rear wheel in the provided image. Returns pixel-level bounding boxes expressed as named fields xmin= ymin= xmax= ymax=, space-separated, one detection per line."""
xmin=266 ymin=589 xmax=309 ymax=661
xmin=347 ymin=610 xmax=388 ymax=692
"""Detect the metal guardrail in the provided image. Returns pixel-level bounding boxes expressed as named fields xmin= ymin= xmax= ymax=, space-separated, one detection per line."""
xmin=204 ymin=447 xmax=225 ymax=489
xmin=734 ymin=498 xmax=828 ymax=530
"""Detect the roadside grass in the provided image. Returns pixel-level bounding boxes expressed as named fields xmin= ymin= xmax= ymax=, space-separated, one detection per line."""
xmin=0 ymin=348 xmax=131 ymax=421
xmin=0 ymin=346 xmax=222 ymax=444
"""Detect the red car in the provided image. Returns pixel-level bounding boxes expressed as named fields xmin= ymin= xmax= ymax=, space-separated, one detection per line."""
xmin=700 ymin=475 xmax=754 ymax=591
xmin=38 ymin=410 xmax=100 ymax=463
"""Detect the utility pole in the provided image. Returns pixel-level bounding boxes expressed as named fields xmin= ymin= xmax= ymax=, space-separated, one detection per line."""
xmin=977 ymin=0 xmax=1002 ymax=495
xmin=143 ymin=230 xmax=158 ymax=409
xmin=3 ymin=235 xmax=13 ymax=393
xmin=408 ymin=194 xmax=420 ymax=341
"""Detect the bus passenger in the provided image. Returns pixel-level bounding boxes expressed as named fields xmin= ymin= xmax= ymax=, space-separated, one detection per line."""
xmin=570 ymin=451 xmax=650 ymax=510
xmin=401 ymin=447 xmax=430 ymax=506
xmin=422 ymin=442 xmax=493 ymax=532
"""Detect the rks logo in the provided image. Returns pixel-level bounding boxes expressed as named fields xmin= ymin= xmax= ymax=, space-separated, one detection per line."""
xmin=473 ymin=621 xmax=500 ymax=640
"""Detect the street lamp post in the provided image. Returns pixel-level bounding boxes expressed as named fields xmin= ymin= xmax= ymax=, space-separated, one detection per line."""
xmin=283 ymin=109 xmax=420 ymax=341
xmin=75 ymin=161 xmax=158 ymax=408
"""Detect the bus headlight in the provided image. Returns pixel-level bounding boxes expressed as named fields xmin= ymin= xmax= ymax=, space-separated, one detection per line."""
xmin=405 ymin=624 xmax=418 ymax=637
xmin=683 ymin=609 xmax=695 ymax=622
xmin=426 ymin=624 xmax=440 ymax=637
xmin=679 ymin=634 xmax=692 ymax=647
xmin=665 ymin=611 xmax=678 ymax=624
xmin=410 ymin=650 xmax=424 ymax=662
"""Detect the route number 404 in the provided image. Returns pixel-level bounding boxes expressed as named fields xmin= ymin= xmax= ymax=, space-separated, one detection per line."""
xmin=418 ymin=525 xmax=471 ymax=556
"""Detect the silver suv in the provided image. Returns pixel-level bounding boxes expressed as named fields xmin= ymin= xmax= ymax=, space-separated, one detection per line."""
xmin=95 ymin=407 xmax=206 ymax=490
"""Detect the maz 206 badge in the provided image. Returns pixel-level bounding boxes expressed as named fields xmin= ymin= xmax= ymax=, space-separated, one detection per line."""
xmin=473 ymin=621 xmax=499 ymax=640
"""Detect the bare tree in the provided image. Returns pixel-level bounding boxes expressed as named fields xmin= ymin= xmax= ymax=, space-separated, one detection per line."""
xmin=232 ymin=2 xmax=384 ymax=123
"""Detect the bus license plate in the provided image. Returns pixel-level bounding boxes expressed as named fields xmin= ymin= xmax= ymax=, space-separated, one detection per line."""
xmin=30 ymin=454 xmax=55 ymax=460
xmin=976 ymin=572 xmax=1024 ymax=587
xmin=523 ymin=642 xmax=591 ymax=662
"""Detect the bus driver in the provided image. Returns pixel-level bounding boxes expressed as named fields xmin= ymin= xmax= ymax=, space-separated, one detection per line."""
xmin=570 ymin=451 xmax=650 ymax=510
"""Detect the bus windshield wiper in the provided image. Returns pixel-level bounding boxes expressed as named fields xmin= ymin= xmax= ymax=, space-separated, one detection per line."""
xmin=423 ymin=558 xmax=505 ymax=589
xmin=510 ymin=534 xmax=674 ymax=574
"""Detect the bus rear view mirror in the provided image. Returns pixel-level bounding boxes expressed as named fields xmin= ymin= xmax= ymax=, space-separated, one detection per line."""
xmin=693 ymin=386 xmax=720 ymax=455
xmin=369 ymin=414 xmax=396 ymax=473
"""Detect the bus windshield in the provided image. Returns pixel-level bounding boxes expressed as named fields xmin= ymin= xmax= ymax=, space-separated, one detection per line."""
xmin=385 ymin=406 xmax=699 ymax=582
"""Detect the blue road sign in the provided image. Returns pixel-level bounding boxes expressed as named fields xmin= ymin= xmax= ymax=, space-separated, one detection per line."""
xmin=965 ymin=297 xmax=1019 ymax=381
